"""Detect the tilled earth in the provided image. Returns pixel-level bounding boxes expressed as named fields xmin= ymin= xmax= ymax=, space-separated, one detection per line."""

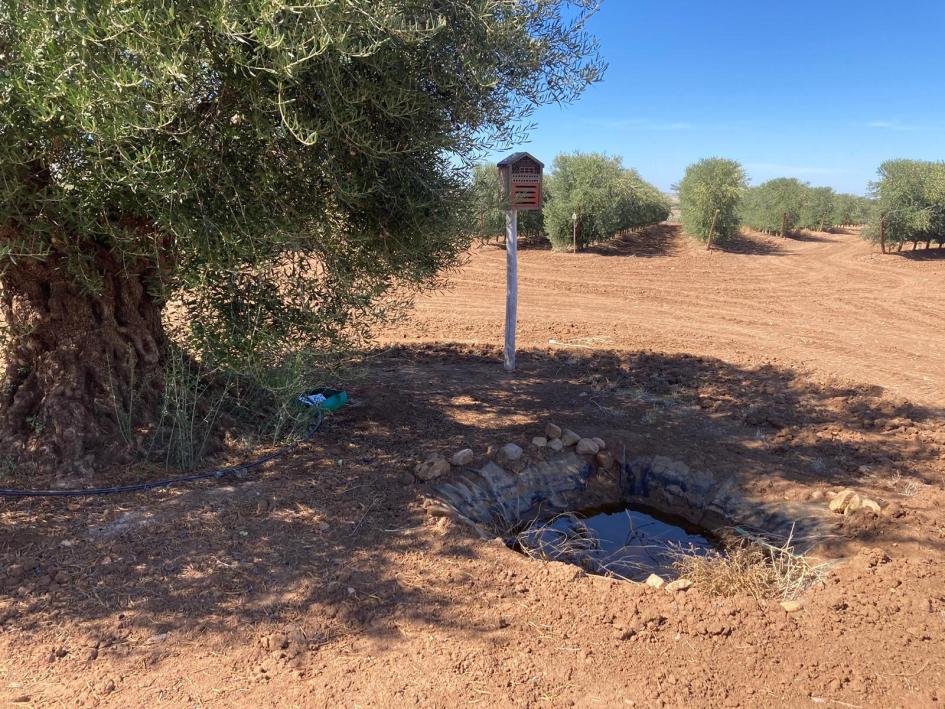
xmin=2 ymin=227 xmax=945 ymax=707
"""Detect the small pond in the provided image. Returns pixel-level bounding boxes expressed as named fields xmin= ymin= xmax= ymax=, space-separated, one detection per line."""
xmin=515 ymin=504 xmax=719 ymax=581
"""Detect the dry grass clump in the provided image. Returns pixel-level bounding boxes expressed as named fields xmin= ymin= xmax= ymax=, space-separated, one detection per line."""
xmin=672 ymin=527 xmax=832 ymax=601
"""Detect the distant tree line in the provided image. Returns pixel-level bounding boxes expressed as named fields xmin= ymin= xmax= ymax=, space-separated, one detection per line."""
xmin=471 ymin=154 xmax=945 ymax=256
xmin=675 ymin=160 xmax=875 ymax=246
xmin=740 ymin=179 xmax=873 ymax=235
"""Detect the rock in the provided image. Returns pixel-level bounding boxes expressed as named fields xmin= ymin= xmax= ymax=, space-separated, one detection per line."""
xmin=665 ymin=578 xmax=692 ymax=593
xmin=499 ymin=443 xmax=523 ymax=462
xmin=414 ymin=454 xmax=450 ymax=481
xmin=809 ymin=489 xmax=825 ymax=502
xmin=262 ymin=632 xmax=288 ymax=651
xmin=53 ymin=571 xmax=69 ymax=585
xmin=779 ymin=600 xmax=803 ymax=613
xmin=595 ymin=451 xmax=615 ymax=469
xmin=828 ymin=489 xmax=856 ymax=513
xmin=531 ymin=436 xmax=548 ymax=448
xmin=843 ymin=493 xmax=863 ymax=515
xmin=591 ymin=437 xmax=606 ymax=450
xmin=861 ymin=497 xmax=881 ymax=514
xmin=451 ymin=449 xmax=474 ymax=467
xmin=576 ymin=438 xmax=600 ymax=456
xmin=645 ymin=573 xmax=665 ymax=589
xmin=560 ymin=429 xmax=581 ymax=447
xmin=545 ymin=423 xmax=562 ymax=440
xmin=547 ymin=438 xmax=564 ymax=452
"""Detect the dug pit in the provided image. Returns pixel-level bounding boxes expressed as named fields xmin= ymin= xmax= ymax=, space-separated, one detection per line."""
xmin=423 ymin=423 xmax=840 ymax=585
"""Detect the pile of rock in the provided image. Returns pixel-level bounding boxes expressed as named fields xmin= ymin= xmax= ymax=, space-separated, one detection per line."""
xmin=413 ymin=422 xmax=614 ymax=482
xmin=827 ymin=489 xmax=882 ymax=516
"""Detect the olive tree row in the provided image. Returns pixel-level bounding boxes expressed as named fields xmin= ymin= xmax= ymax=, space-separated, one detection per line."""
xmin=741 ymin=179 xmax=869 ymax=235
xmin=543 ymin=153 xmax=670 ymax=251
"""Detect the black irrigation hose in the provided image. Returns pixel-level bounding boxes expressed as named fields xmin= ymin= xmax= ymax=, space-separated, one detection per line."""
xmin=0 ymin=410 xmax=324 ymax=499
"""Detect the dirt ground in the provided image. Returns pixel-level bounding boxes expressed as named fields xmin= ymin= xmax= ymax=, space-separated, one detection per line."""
xmin=2 ymin=226 xmax=945 ymax=707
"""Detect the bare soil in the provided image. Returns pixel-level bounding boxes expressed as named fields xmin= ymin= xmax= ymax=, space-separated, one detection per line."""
xmin=2 ymin=226 xmax=945 ymax=707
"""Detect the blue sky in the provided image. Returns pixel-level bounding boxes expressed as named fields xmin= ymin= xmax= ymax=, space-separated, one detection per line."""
xmin=492 ymin=0 xmax=945 ymax=195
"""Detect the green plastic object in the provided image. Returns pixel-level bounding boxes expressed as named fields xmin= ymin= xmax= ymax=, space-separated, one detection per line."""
xmin=298 ymin=388 xmax=348 ymax=412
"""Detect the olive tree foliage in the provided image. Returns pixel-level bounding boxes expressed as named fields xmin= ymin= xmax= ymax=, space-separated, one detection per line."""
xmin=0 ymin=0 xmax=604 ymax=473
xmin=467 ymin=163 xmax=547 ymax=239
xmin=864 ymin=160 xmax=945 ymax=249
xmin=832 ymin=193 xmax=874 ymax=227
xmin=797 ymin=186 xmax=836 ymax=231
xmin=740 ymin=178 xmax=809 ymax=234
xmin=677 ymin=158 xmax=746 ymax=243
xmin=543 ymin=153 xmax=670 ymax=251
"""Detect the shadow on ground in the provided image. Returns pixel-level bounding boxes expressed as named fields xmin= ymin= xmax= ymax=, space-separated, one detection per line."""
xmin=895 ymin=246 xmax=945 ymax=261
xmin=583 ymin=223 xmax=683 ymax=258
xmin=713 ymin=231 xmax=787 ymax=256
xmin=2 ymin=343 xmax=943 ymax=660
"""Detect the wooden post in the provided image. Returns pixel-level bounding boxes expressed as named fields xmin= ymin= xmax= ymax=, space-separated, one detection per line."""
xmin=504 ymin=208 xmax=518 ymax=372
xmin=879 ymin=213 xmax=886 ymax=254
xmin=572 ymin=212 xmax=578 ymax=253
xmin=706 ymin=208 xmax=721 ymax=251
xmin=781 ymin=212 xmax=788 ymax=239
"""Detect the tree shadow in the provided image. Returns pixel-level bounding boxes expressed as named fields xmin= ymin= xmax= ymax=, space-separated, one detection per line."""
xmin=583 ymin=223 xmax=682 ymax=258
xmin=786 ymin=230 xmax=834 ymax=243
xmin=894 ymin=246 xmax=945 ymax=261
xmin=712 ymin=232 xmax=787 ymax=256
xmin=2 ymin=343 xmax=943 ymax=671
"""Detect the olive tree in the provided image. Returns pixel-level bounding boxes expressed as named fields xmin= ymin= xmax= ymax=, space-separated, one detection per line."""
xmin=798 ymin=186 xmax=836 ymax=231
xmin=864 ymin=160 xmax=945 ymax=250
xmin=544 ymin=153 xmax=669 ymax=251
xmin=677 ymin=158 xmax=746 ymax=244
xmin=741 ymin=178 xmax=809 ymax=234
xmin=0 ymin=1 xmax=603 ymax=474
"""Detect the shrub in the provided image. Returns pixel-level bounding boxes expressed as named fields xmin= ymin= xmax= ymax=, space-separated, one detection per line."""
xmin=677 ymin=158 xmax=747 ymax=243
xmin=543 ymin=153 xmax=670 ymax=251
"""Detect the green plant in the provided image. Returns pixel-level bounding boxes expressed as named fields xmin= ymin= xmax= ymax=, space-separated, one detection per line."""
xmin=0 ymin=0 xmax=604 ymax=475
xmin=677 ymin=158 xmax=747 ymax=243
xmin=798 ymin=186 xmax=836 ymax=231
xmin=863 ymin=160 xmax=945 ymax=250
xmin=543 ymin=152 xmax=670 ymax=251
xmin=741 ymin=178 xmax=809 ymax=234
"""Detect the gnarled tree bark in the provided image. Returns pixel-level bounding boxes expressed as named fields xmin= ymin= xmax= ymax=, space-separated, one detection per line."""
xmin=1 ymin=250 xmax=167 ymax=477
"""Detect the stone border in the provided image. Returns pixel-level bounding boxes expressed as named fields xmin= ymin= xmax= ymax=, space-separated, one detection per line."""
xmin=424 ymin=424 xmax=840 ymax=546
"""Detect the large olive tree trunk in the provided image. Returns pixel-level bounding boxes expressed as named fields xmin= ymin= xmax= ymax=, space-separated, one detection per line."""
xmin=0 ymin=252 xmax=167 ymax=477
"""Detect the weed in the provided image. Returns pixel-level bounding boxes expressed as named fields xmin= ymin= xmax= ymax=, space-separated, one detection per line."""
xmin=672 ymin=526 xmax=833 ymax=601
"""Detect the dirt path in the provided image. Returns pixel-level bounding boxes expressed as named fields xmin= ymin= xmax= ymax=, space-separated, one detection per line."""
xmin=385 ymin=227 xmax=945 ymax=407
